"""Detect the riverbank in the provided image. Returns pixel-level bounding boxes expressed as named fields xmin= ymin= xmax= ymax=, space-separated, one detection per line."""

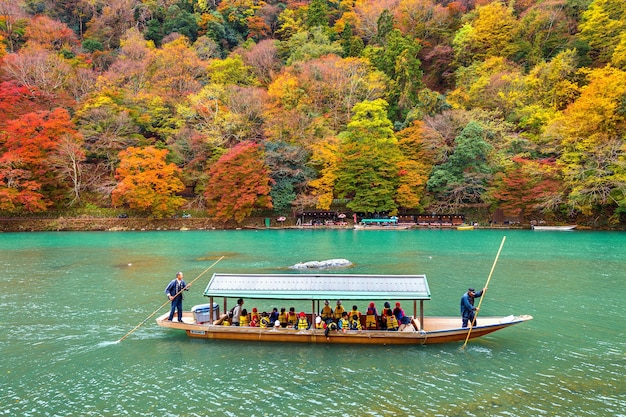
xmin=1 ymin=217 xmax=614 ymax=232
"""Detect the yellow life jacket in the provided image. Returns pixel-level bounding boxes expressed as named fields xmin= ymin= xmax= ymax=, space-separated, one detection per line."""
xmin=350 ymin=317 xmax=362 ymax=330
xmin=260 ymin=317 xmax=270 ymax=328
xmin=338 ymin=318 xmax=350 ymax=330
xmin=321 ymin=305 xmax=333 ymax=320
xmin=315 ymin=321 xmax=325 ymax=329
xmin=287 ymin=312 xmax=297 ymax=325
xmin=297 ymin=317 xmax=309 ymax=329
xmin=222 ymin=319 xmax=231 ymax=326
xmin=334 ymin=305 xmax=345 ymax=320
xmin=240 ymin=315 xmax=250 ymax=326
xmin=278 ymin=312 xmax=287 ymax=325
xmin=349 ymin=309 xmax=361 ymax=320
xmin=386 ymin=314 xmax=398 ymax=330
xmin=365 ymin=312 xmax=377 ymax=328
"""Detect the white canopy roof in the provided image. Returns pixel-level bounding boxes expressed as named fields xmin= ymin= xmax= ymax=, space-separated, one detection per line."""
xmin=203 ymin=273 xmax=431 ymax=301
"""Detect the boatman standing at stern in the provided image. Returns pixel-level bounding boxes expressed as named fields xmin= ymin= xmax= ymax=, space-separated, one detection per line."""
xmin=460 ymin=287 xmax=484 ymax=328
xmin=165 ymin=271 xmax=190 ymax=322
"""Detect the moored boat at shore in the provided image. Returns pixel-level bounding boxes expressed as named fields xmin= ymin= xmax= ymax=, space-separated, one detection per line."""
xmin=156 ymin=273 xmax=532 ymax=345
xmin=532 ymin=225 xmax=577 ymax=231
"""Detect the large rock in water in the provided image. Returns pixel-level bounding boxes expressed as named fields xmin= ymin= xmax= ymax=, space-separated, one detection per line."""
xmin=290 ymin=259 xmax=352 ymax=269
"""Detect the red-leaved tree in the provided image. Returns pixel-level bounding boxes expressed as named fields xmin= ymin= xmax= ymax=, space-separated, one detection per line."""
xmin=0 ymin=107 xmax=83 ymax=212
xmin=204 ymin=141 xmax=273 ymax=223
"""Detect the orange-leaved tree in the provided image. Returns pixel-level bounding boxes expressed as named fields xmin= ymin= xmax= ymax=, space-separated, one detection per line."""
xmin=204 ymin=141 xmax=273 ymax=224
xmin=112 ymin=146 xmax=185 ymax=218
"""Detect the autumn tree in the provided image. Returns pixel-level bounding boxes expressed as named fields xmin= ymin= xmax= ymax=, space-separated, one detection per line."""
xmin=427 ymin=121 xmax=494 ymax=211
xmin=488 ymin=157 xmax=563 ymax=220
xmin=2 ymin=43 xmax=73 ymax=102
xmin=0 ymin=0 xmax=27 ymax=52
xmin=452 ymin=1 xmax=518 ymax=67
xmin=334 ymin=99 xmax=404 ymax=214
xmin=83 ymin=0 xmax=135 ymax=50
xmin=264 ymin=141 xmax=314 ymax=213
xmin=578 ymin=0 xmax=626 ymax=64
xmin=364 ymin=28 xmax=423 ymax=120
xmin=204 ymin=141 xmax=273 ymax=223
xmin=395 ymin=120 xmax=434 ymax=209
xmin=112 ymin=146 xmax=185 ymax=218
xmin=308 ymin=135 xmax=340 ymax=209
xmin=0 ymin=81 xmax=49 ymax=127
xmin=546 ymin=66 xmax=626 ymax=217
xmin=23 ymin=15 xmax=77 ymax=50
xmin=237 ymin=39 xmax=282 ymax=86
xmin=148 ymin=36 xmax=208 ymax=99
xmin=263 ymin=55 xmax=388 ymax=144
xmin=0 ymin=108 xmax=83 ymax=213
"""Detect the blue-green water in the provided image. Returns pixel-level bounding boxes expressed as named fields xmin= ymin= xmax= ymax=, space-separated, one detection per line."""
xmin=1 ymin=229 xmax=624 ymax=416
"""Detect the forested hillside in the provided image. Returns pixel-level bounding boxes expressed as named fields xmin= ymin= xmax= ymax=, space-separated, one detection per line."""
xmin=0 ymin=0 xmax=625 ymax=226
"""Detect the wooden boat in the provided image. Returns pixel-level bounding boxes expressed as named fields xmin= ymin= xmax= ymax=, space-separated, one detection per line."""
xmin=532 ymin=225 xmax=577 ymax=231
xmin=353 ymin=224 xmax=412 ymax=230
xmin=156 ymin=273 xmax=532 ymax=345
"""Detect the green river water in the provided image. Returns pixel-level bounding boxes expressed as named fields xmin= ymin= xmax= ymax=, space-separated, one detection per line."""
xmin=0 ymin=229 xmax=624 ymax=416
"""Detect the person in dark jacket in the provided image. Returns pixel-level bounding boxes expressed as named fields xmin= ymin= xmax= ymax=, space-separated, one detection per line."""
xmin=165 ymin=272 xmax=190 ymax=322
xmin=460 ymin=287 xmax=484 ymax=328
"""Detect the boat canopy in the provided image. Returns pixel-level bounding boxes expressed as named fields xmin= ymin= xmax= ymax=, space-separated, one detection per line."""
xmin=203 ymin=273 xmax=431 ymax=301
xmin=361 ymin=218 xmax=397 ymax=224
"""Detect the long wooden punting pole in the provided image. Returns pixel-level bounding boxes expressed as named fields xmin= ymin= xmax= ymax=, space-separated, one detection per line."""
xmin=116 ymin=256 xmax=225 ymax=343
xmin=461 ymin=236 xmax=506 ymax=350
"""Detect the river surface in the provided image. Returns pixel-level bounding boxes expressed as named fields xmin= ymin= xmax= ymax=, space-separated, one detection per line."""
xmin=0 ymin=229 xmax=624 ymax=416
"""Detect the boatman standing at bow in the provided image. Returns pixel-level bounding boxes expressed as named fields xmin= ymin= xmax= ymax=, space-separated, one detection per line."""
xmin=165 ymin=271 xmax=190 ymax=322
xmin=460 ymin=287 xmax=484 ymax=328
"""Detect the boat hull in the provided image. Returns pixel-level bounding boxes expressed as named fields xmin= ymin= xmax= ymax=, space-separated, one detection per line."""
xmin=532 ymin=225 xmax=576 ymax=231
xmin=156 ymin=313 xmax=532 ymax=345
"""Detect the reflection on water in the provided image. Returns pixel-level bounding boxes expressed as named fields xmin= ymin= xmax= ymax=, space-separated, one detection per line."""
xmin=0 ymin=229 xmax=624 ymax=416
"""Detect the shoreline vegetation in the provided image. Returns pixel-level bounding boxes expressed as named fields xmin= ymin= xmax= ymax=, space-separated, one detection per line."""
xmin=0 ymin=217 xmax=612 ymax=232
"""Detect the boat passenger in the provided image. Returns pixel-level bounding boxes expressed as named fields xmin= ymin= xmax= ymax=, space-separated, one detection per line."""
xmin=334 ymin=300 xmax=346 ymax=322
xmin=349 ymin=305 xmax=361 ymax=322
xmin=350 ymin=314 xmax=362 ymax=330
xmin=239 ymin=308 xmax=250 ymax=327
xmin=296 ymin=312 xmax=310 ymax=330
xmin=250 ymin=307 xmax=260 ymax=323
xmin=222 ymin=318 xmax=231 ymax=326
xmin=393 ymin=302 xmax=411 ymax=325
xmin=320 ymin=300 xmax=334 ymax=324
xmin=273 ymin=320 xmax=281 ymax=329
xmin=380 ymin=302 xmax=393 ymax=330
xmin=315 ymin=316 xmax=326 ymax=329
xmin=278 ymin=307 xmax=288 ymax=328
xmin=250 ymin=314 xmax=259 ymax=327
xmin=231 ymin=298 xmax=244 ymax=326
xmin=269 ymin=307 xmax=279 ymax=325
xmin=324 ymin=321 xmax=337 ymax=339
xmin=365 ymin=302 xmax=379 ymax=329
xmin=385 ymin=313 xmax=399 ymax=331
xmin=338 ymin=311 xmax=350 ymax=332
xmin=259 ymin=312 xmax=270 ymax=328
xmin=287 ymin=307 xmax=298 ymax=327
